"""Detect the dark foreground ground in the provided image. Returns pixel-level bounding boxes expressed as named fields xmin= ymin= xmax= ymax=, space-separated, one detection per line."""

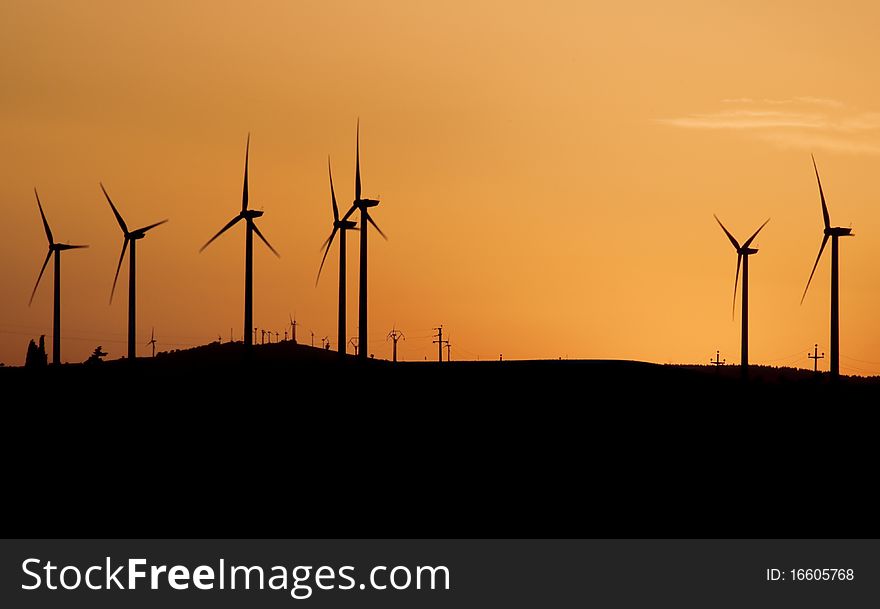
xmin=3 ymin=341 xmax=878 ymax=538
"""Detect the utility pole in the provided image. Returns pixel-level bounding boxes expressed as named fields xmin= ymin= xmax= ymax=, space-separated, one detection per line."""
xmin=710 ymin=350 xmax=725 ymax=366
xmin=432 ymin=325 xmax=447 ymax=363
xmin=387 ymin=328 xmax=405 ymax=362
xmin=445 ymin=340 xmax=452 ymax=362
xmin=230 ymin=328 xmax=233 ymax=343
xmin=808 ymin=343 xmax=825 ymax=373
xmin=349 ymin=337 xmax=359 ymax=357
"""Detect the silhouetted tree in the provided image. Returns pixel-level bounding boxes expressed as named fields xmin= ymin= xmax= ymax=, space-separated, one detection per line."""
xmin=25 ymin=335 xmax=48 ymax=368
xmin=85 ymin=346 xmax=108 ymax=366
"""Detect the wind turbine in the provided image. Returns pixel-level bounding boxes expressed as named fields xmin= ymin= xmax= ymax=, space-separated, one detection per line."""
xmin=101 ymin=183 xmax=168 ymax=360
xmin=200 ymin=134 xmax=279 ymax=347
xmin=387 ymin=326 xmax=405 ymax=362
xmin=340 ymin=120 xmax=387 ymax=360
xmin=146 ymin=327 xmax=157 ymax=358
xmin=714 ymin=214 xmax=770 ymax=376
xmin=317 ymin=157 xmax=357 ymax=356
xmin=28 ymin=189 xmax=88 ymax=365
xmin=801 ymin=155 xmax=854 ymax=380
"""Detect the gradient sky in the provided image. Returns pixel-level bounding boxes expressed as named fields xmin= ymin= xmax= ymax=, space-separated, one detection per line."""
xmin=2 ymin=1 xmax=880 ymax=374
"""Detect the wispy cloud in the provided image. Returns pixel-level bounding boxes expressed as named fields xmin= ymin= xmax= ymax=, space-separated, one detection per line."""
xmin=661 ymin=110 xmax=826 ymax=130
xmin=720 ymin=96 xmax=844 ymax=108
xmin=661 ymin=97 xmax=880 ymax=154
xmin=757 ymin=131 xmax=880 ymax=155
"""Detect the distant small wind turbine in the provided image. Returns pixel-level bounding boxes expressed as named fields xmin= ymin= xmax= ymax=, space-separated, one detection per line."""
xmin=387 ymin=326 xmax=405 ymax=362
xmin=200 ymin=134 xmax=279 ymax=348
xmin=714 ymin=214 xmax=769 ymax=375
xmin=340 ymin=120 xmax=387 ymax=360
xmin=29 ymin=189 xmax=88 ymax=365
xmin=317 ymin=157 xmax=358 ymax=357
xmin=146 ymin=327 xmax=157 ymax=358
xmin=801 ymin=155 xmax=854 ymax=381
xmin=101 ymin=183 xmax=168 ymax=360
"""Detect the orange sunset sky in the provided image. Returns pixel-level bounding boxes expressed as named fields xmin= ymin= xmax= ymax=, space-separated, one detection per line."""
xmin=2 ymin=1 xmax=880 ymax=374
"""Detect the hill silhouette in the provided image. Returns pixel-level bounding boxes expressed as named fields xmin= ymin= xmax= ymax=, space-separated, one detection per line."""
xmin=2 ymin=339 xmax=877 ymax=404
xmin=3 ymin=340 xmax=878 ymax=540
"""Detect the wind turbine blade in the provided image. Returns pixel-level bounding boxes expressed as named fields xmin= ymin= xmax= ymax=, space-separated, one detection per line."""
xmin=34 ymin=189 xmax=54 ymax=245
xmin=200 ymin=215 xmax=243 ymax=252
xmin=59 ymin=244 xmax=89 ymax=250
xmin=137 ymin=219 xmax=169 ymax=233
xmin=732 ymin=253 xmax=741 ymax=320
xmin=242 ymin=133 xmax=250 ymax=212
xmin=341 ymin=204 xmax=357 ymax=222
xmin=316 ymin=227 xmax=338 ymax=285
xmin=100 ymin=182 xmax=129 ymax=234
xmin=252 ymin=222 xmax=280 ymax=257
xmin=110 ymin=237 xmax=129 ymax=304
xmin=742 ymin=218 xmax=770 ymax=249
xmin=713 ymin=214 xmax=740 ymax=250
xmin=366 ymin=212 xmax=388 ymax=240
xmin=812 ymin=155 xmax=830 ymax=230
xmin=801 ymin=233 xmax=829 ymax=304
xmin=29 ymin=249 xmax=53 ymax=305
xmin=355 ymin=119 xmax=361 ymax=202
xmin=328 ymin=156 xmax=339 ymax=222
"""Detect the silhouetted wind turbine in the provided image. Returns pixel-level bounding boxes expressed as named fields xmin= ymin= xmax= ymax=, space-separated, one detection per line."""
xmin=101 ymin=183 xmax=168 ymax=360
xmin=200 ymin=134 xmax=279 ymax=347
xmin=387 ymin=327 xmax=405 ymax=362
xmin=317 ymin=157 xmax=357 ymax=356
xmin=801 ymin=155 xmax=854 ymax=380
xmin=29 ymin=189 xmax=88 ymax=365
xmin=147 ymin=327 xmax=157 ymax=358
xmin=714 ymin=214 xmax=769 ymax=376
xmin=340 ymin=120 xmax=387 ymax=359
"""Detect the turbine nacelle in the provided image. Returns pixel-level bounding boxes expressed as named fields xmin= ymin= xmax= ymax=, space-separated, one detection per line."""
xmin=826 ymin=226 xmax=853 ymax=237
xmin=128 ymin=223 xmax=167 ymax=240
xmin=356 ymin=197 xmax=380 ymax=209
xmin=335 ymin=219 xmax=357 ymax=230
xmin=739 ymin=247 xmax=759 ymax=256
xmin=242 ymin=209 xmax=264 ymax=220
xmin=54 ymin=243 xmax=89 ymax=251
